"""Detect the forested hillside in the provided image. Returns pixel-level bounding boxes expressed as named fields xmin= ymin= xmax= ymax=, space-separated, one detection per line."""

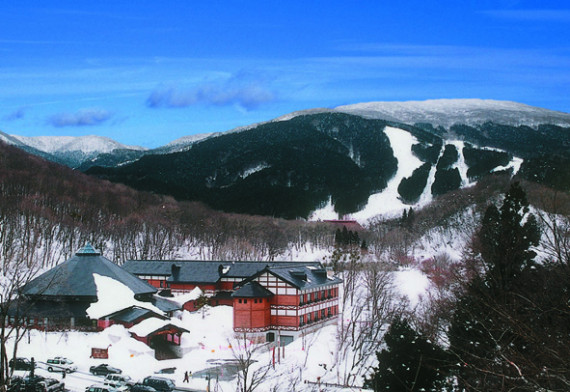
xmin=85 ymin=112 xmax=564 ymax=219
xmin=87 ymin=113 xmax=400 ymax=218
xmin=0 ymin=142 xmax=335 ymax=269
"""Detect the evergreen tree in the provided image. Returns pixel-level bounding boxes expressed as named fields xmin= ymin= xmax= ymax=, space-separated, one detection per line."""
xmin=334 ymin=228 xmax=342 ymax=247
xmin=341 ymin=226 xmax=349 ymax=246
xmin=476 ymin=181 xmax=540 ymax=290
xmin=448 ymin=182 xmax=552 ymax=390
xmin=407 ymin=207 xmax=415 ymax=224
xmin=365 ymin=318 xmax=450 ymax=391
xmin=349 ymin=230 xmax=360 ymax=247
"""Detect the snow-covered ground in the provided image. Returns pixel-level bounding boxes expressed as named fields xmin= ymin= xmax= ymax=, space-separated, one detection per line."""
xmin=308 ymin=124 xmax=522 ymax=225
xmin=7 ymin=264 xmax=436 ymax=392
xmin=309 ymin=126 xmax=428 ymax=222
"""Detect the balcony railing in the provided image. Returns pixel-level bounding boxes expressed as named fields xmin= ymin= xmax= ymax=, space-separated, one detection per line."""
xmin=299 ymin=296 xmax=337 ymax=306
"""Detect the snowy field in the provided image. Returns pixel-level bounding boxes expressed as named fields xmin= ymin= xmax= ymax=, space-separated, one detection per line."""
xmin=7 ymin=267 xmax=433 ymax=392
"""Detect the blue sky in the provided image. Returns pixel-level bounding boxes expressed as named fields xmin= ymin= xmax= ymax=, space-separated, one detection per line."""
xmin=1 ymin=1 xmax=569 ymax=147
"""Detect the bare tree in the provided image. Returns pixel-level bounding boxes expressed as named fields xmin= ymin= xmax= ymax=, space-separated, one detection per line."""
xmin=0 ymin=254 xmax=45 ymax=390
xmin=231 ymin=334 xmax=272 ymax=392
xmin=333 ymin=260 xmax=398 ymax=386
xmin=536 ymin=209 xmax=570 ymax=268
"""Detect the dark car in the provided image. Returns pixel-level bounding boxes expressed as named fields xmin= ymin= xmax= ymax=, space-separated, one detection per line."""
xmin=7 ymin=376 xmax=24 ymax=392
xmin=9 ymin=375 xmax=64 ymax=392
xmin=89 ymin=364 xmax=122 ymax=376
xmin=130 ymin=384 xmax=157 ymax=392
xmin=37 ymin=378 xmax=65 ymax=392
xmin=9 ymin=358 xmax=35 ymax=371
xmin=142 ymin=377 xmax=175 ymax=392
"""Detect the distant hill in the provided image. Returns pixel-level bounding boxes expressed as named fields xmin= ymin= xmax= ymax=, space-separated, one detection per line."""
xmin=3 ymin=99 xmax=570 ymax=220
xmin=0 ymin=131 xmax=147 ymax=168
xmin=85 ymin=102 xmax=570 ymax=219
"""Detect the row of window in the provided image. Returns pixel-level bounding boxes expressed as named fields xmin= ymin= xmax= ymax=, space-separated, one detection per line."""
xmin=237 ymin=298 xmax=265 ymax=304
xmin=299 ymin=306 xmax=337 ymax=325
xmin=139 ymin=275 xmax=167 ymax=280
xmin=299 ymin=288 xmax=338 ymax=305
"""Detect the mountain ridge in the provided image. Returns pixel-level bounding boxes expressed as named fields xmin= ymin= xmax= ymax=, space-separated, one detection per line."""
xmin=2 ymin=99 xmax=569 ymax=221
xmin=86 ymin=111 xmax=543 ymax=221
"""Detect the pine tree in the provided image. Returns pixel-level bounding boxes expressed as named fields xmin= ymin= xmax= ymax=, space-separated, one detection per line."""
xmin=341 ymin=226 xmax=349 ymax=246
xmin=365 ymin=318 xmax=450 ymax=391
xmin=407 ymin=207 xmax=415 ymax=224
xmin=334 ymin=228 xmax=342 ymax=247
xmin=476 ymin=181 xmax=540 ymax=290
xmin=448 ymin=182 xmax=551 ymax=390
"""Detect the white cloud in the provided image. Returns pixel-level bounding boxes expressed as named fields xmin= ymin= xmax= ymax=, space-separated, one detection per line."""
xmin=47 ymin=108 xmax=113 ymax=127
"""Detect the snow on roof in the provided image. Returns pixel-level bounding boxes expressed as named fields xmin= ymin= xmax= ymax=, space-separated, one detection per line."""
xmin=169 ymin=287 xmax=203 ymax=306
xmin=128 ymin=317 xmax=187 ymax=337
xmin=86 ymin=274 xmax=164 ymax=319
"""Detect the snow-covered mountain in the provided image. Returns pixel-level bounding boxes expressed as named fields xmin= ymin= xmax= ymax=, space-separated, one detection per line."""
xmin=334 ymin=99 xmax=570 ymax=128
xmin=151 ymin=132 xmax=218 ymax=154
xmin=87 ymin=109 xmax=553 ymax=222
xmin=2 ymin=99 xmax=569 ymax=222
xmin=0 ymin=133 xmax=147 ymax=168
xmin=9 ymin=134 xmax=146 ymax=155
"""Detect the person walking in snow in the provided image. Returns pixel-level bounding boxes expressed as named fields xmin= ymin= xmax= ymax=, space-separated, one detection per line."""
xmin=183 ymin=371 xmax=189 ymax=383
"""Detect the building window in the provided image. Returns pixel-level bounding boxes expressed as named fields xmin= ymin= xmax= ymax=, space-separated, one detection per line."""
xmin=244 ymin=299 xmax=248 ymax=304
xmin=299 ymin=315 xmax=304 ymax=326
xmin=321 ymin=309 xmax=326 ymax=319
xmin=238 ymin=299 xmax=242 ymax=303
xmin=307 ymin=313 xmax=311 ymax=323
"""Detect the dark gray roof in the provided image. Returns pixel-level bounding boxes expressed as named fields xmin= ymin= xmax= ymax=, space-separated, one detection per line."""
xmin=256 ymin=265 xmax=343 ymax=290
xmin=105 ymin=307 xmax=165 ymax=323
xmin=151 ymin=296 xmax=182 ymax=313
xmin=122 ymin=260 xmax=323 ymax=284
xmin=22 ymin=244 xmax=157 ymax=299
xmin=232 ymin=282 xmax=274 ymax=298
xmin=8 ymin=299 xmax=90 ymax=319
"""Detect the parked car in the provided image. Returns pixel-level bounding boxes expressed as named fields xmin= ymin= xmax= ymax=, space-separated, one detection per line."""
xmin=7 ymin=376 xmax=24 ymax=392
xmin=37 ymin=377 xmax=65 ymax=392
xmin=104 ymin=374 xmax=133 ymax=388
xmin=129 ymin=384 xmax=157 ymax=392
xmin=46 ymin=357 xmax=77 ymax=373
xmin=9 ymin=358 xmax=35 ymax=371
xmin=10 ymin=375 xmax=64 ymax=392
xmin=85 ymin=383 xmax=128 ymax=392
xmin=89 ymin=364 xmax=122 ymax=376
xmin=142 ymin=376 xmax=176 ymax=392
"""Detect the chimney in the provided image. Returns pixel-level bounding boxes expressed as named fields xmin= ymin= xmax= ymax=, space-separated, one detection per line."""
xmin=171 ymin=264 xmax=181 ymax=281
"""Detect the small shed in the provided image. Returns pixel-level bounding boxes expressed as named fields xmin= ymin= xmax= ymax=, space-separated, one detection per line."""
xmin=129 ymin=317 xmax=189 ymax=349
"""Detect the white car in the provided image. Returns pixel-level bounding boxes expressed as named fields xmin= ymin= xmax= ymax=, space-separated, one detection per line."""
xmin=46 ymin=357 xmax=77 ymax=373
xmin=86 ymin=384 xmax=129 ymax=392
xmin=104 ymin=374 xmax=133 ymax=388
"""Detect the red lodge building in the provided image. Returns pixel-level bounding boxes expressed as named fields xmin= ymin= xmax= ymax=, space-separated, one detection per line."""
xmin=122 ymin=260 xmax=342 ymax=344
